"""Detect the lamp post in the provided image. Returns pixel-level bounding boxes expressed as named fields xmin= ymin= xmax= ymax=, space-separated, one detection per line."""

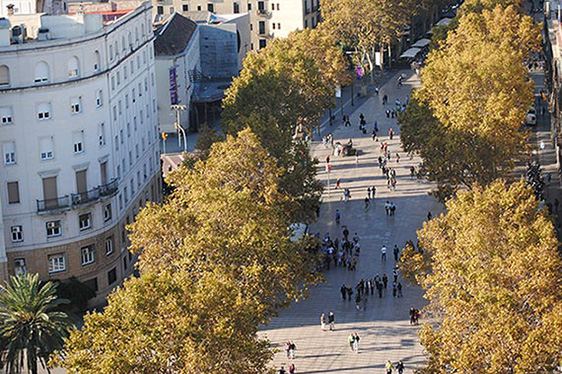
xmin=170 ymin=104 xmax=187 ymax=154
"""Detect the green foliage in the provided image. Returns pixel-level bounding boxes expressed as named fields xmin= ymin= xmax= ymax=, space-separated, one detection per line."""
xmin=55 ymin=277 xmax=96 ymax=312
xmin=0 ymin=273 xmax=71 ymax=374
xmin=410 ymin=180 xmax=562 ymax=374
xmin=59 ymin=129 xmax=322 ymax=373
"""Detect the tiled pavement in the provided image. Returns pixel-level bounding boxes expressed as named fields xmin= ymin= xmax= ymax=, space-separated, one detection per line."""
xmin=258 ymin=70 xmax=443 ymax=374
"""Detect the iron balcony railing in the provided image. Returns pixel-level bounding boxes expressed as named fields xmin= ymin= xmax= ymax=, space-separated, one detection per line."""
xmin=37 ymin=179 xmax=119 ymax=213
xmin=37 ymin=196 xmax=71 ymax=213
xmin=100 ymin=179 xmax=118 ymax=197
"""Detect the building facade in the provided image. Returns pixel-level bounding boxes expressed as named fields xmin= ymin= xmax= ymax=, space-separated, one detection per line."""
xmin=152 ymin=0 xmax=320 ymax=51
xmin=0 ymin=2 xmax=161 ymax=303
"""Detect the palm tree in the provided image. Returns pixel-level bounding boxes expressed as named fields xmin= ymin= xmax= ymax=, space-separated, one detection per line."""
xmin=0 ymin=273 xmax=72 ymax=374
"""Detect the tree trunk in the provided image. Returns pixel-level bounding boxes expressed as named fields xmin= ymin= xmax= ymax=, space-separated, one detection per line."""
xmin=387 ymin=44 xmax=392 ymax=69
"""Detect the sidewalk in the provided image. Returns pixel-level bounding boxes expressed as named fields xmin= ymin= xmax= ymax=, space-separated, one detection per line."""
xmin=259 ymin=70 xmax=442 ymax=374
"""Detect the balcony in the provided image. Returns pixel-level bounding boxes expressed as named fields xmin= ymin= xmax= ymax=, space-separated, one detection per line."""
xmin=37 ymin=196 xmax=71 ymax=213
xmin=100 ymin=179 xmax=118 ymax=197
xmin=37 ymin=179 xmax=118 ymax=214
xmin=256 ymin=9 xmax=270 ymax=17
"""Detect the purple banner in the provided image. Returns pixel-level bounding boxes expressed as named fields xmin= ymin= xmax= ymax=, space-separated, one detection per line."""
xmin=169 ymin=67 xmax=178 ymax=105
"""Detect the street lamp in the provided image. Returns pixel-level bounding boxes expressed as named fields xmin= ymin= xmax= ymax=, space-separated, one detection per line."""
xmin=170 ymin=104 xmax=187 ymax=154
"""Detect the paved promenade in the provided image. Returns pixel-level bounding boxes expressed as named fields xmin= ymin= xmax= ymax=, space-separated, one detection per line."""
xmin=259 ymin=70 xmax=443 ymax=374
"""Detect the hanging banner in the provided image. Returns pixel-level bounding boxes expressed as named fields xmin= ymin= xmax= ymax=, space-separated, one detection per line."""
xmin=169 ymin=67 xmax=178 ymax=105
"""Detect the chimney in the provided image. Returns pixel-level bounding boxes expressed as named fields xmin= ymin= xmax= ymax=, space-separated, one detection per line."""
xmin=6 ymin=4 xmax=14 ymax=16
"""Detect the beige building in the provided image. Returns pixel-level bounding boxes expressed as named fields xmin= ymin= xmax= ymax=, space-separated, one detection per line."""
xmin=153 ymin=0 xmax=320 ymax=51
xmin=0 ymin=2 xmax=161 ymax=303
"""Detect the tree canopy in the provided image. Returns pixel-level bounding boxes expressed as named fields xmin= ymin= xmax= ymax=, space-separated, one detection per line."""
xmin=400 ymin=4 xmax=539 ymax=200
xmin=400 ymin=180 xmax=562 ymax=373
xmin=58 ymin=129 xmax=321 ymax=373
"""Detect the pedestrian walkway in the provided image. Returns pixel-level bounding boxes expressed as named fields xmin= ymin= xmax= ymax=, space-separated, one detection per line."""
xmin=259 ymin=70 xmax=443 ymax=374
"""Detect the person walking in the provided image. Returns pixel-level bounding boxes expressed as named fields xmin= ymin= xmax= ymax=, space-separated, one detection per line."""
xmin=320 ymin=312 xmax=327 ymax=331
xmin=393 ymin=245 xmax=400 ymax=262
xmin=328 ymin=311 xmax=335 ymax=330
xmin=348 ymin=333 xmax=355 ymax=351
xmin=289 ymin=341 xmax=296 ymax=359
xmin=382 ymin=273 xmax=388 ymax=289
xmin=397 ymin=282 xmax=403 ymax=297
xmin=279 ymin=366 xmax=286 ymax=374
xmin=340 ymin=284 xmax=347 ymax=301
xmin=353 ymin=332 xmax=360 ymax=353
xmin=372 ymin=186 xmax=376 ymax=199
xmin=388 ymin=128 xmax=394 ymax=140
xmin=288 ymin=363 xmax=296 ymax=374
xmin=396 ymin=361 xmax=405 ymax=374
xmin=385 ymin=360 xmax=394 ymax=374
xmin=392 ymin=282 xmax=397 ymax=297
xmin=285 ymin=341 xmax=291 ymax=358
xmin=335 ymin=209 xmax=341 ymax=225
xmin=381 ymin=245 xmax=387 ymax=262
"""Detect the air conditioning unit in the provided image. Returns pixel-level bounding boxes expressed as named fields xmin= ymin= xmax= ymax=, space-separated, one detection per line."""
xmin=14 ymin=259 xmax=25 ymax=267
xmin=72 ymin=195 xmax=82 ymax=204
xmin=11 ymin=226 xmax=21 ymax=233
xmin=46 ymin=221 xmax=57 ymax=229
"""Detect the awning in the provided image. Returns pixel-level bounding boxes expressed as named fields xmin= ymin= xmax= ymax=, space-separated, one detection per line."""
xmin=399 ymin=47 xmax=421 ymax=59
xmin=411 ymin=38 xmax=431 ymax=48
xmin=436 ymin=17 xmax=453 ymax=26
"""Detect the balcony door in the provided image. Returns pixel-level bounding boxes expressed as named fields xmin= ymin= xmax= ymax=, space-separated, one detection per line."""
xmin=42 ymin=176 xmax=58 ymax=208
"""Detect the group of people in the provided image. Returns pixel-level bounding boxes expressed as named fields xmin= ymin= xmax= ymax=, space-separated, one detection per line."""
xmin=320 ymin=311 xmax=336 ymax=331
xmin=409 ymin=307 xmax=421 ymax=325
xmin=340 ymin=270 xmax=404 ymax=311
xmin=320 ymin=228 xmax=361 ymax=271
xmin=386 ymin=360 xmax=406 ymax=374
xmin=384 ymin=201 xmax=397 ymax=215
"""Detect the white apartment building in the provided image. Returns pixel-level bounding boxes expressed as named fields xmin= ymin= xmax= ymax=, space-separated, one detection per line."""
xmin=0 ymin=2 xmax=161 ymax=302
xmin=152 ymin=0 xmax=320 ymax=51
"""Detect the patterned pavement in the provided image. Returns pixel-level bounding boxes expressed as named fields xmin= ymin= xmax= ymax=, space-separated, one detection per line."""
xmin=259 ymin=70 xmax=443 ymax=374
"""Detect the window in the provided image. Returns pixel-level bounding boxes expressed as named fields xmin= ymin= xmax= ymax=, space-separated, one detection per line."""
xmin=39 ymin=137 xmax=53 ymax=160
xmin=138 ymin=82 xmax=142 ymax=96
xmin=11 ymin=225 xmax=23 ymax=242
xmin=0 ymin=107 xmax=12 ymax=125
xmin=70 ymin=96 xmax=82 ymax=114
xmin=277 ymin=3 xmax=279 ymax=10
xmin=127 ymin=122 xmax=131 ymax=137
xmin=3 ymin=142 xmax=15 ymax=165
xmin=105 ymin=236 xmax=114 ymax=255
xmin=157 ymin=5 xmax=163 ymax=14
xmin=36 ymin=103 xmax=51 ymax=120
xmin=170 ymin=6 xmax=174 ymax=13
xmin=103 ymin=203 xmax=112 ymax=221
xmin=117 ymin=71 xmax=120 ymax=85
xmin=197 ymin=5 xmax=201 ymax=10
xmin=7 ymin=182 xmax=20 ymax=204
xmin=34 ymin=62 xmax=49 ymax=83
xmin=84 ymin=278 xmax=98 ymax=293
xmin=118 ymin=194 xmax=123 ymax=210
xmin=94 ymin=51 xmax=100 ymax=71
xmin=96 ymin=90 xmax=103 ymax=107
xmin=250 ymin=23 xmax=253 ymax=31
xmin=123 ymin=256 xmax=127 ymax=270
xmin=182 ymin=4 xmax=188 ymax=11
xmin=73 ymin=131 xmax=84 ymax=154
xmin=111 ymin=76 xmax=115 ymax=91
xmin=272 ymin=2 xmax=275 ymax=10
xmin=259 ymin=21 xmax=265 ymax=34
xmin=48 ymin=253 xmax=66 ymax=273
xmin=132 ymin=88 xmax=136 ymax=102
xmin=14 ymin=258 xmax=26 ymax=275
xmin=107 ymin=267 xmax=117 ymax=285
xmin=110 ymin=44 xmax=114 ymax=61
xmin=272 ymin=23 xmax=276 ymax=29
xmin=277 ymin=23 xmax=281 ymax=29
xmin=124 ymin=66 xmax=128 ymax=80
xmin=79 ymin=213 xmax=91 ymax=230
xmin=259 ymin=39 xmax=267 ymax=49
xmin=247 ymin=3 xmax=251 ymax=10
xmin=207 ymin=3 xmax=214 ymax=11
xmin=258 ymin=1 xmax=264 ymax=10
xmin=81 ymin=245 xmax=95 ymax=265
xmin=144 ymin=78 xmax=148 ymax=92
xmin=115 ymin=136 xmax=119 ymax=151
xmin=68 ymin=56 xmax=80 ymax=78
xmin=46 ymin=220 xmax=61 ymax=237
xmin=98 ymin=123 xmax=106 ymax=147
xmin=305 ymin=19 xmax=308 ymax=28
xmin=0 ymin=65 xmax=9 ymax=86
xmin=137 ymin=171 xmax=141 ymax=188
